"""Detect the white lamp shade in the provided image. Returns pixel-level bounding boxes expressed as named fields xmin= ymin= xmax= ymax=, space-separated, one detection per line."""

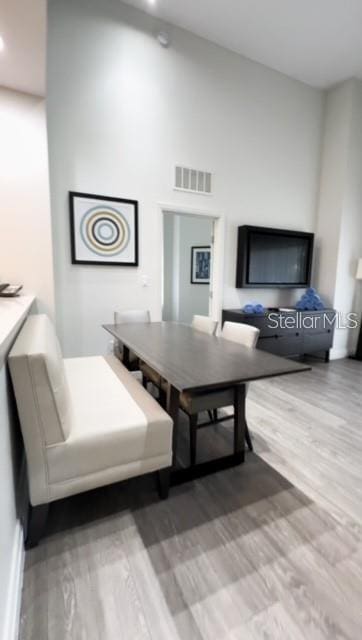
xmin=356 ymin=259 xmax=362 ymax=280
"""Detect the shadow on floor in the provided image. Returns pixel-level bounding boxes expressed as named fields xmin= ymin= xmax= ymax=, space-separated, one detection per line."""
xmin=34 ymin=419 xmax=311 ymax=560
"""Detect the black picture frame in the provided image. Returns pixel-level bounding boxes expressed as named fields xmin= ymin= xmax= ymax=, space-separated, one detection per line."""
xmin=69 ymin=191 xmax=139 ymax=266
xmin=191 ymin=246 xmax=211 ymax=284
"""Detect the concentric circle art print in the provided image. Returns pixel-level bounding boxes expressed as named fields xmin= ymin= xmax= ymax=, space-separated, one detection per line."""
xmin=80 ymin=206 xmax=130 ymax=257
xmin=69 ymin=192 xmax=138 ymax=266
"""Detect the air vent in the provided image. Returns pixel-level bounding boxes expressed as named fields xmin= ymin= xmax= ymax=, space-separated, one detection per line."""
xmin=174 ymin=165 xmax=212 ymax=195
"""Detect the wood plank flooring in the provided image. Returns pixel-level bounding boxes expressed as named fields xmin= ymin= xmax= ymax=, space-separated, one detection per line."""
xmin=20 ymin=358 xmax=362 ymax=640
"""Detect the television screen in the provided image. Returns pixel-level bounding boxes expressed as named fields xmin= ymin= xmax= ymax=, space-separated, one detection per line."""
xmin=236 ymin=226 xmax=314 ymax=288
xmin=248 ymin=232 xmax=310 ymax=285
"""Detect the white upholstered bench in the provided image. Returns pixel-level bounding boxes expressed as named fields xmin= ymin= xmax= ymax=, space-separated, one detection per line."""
xmin=8 ymin=314 xmax=173 ymax=547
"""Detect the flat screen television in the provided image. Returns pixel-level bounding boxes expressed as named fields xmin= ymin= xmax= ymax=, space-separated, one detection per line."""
xmin=236 ymin=226 xmax=314 ymax=288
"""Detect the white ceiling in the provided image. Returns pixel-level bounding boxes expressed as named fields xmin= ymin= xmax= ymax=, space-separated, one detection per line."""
xmin=123 ymin=0 xmax=362 ymax=88
xmin=1 ymin=0 xmax=361 ymax=95
xmin=0 ymin=0 xmax=46 ymax=96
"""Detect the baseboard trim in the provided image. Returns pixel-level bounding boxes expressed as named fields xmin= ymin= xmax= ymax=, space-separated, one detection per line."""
xmin=3 ymin=521 xmax=25 ymax=640
xmin=330 ymin=347 xmax=349 ymax=360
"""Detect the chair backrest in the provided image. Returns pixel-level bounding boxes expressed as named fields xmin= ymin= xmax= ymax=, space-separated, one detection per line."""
xmin=114 ymin=309 xmax=151 ymax=324
xmin=9 ymin=314 xmax=71 ymax=447
xmin=192 ymin=315 xmax=218 ymax=336
xmin=221 ymin=321 xmax=260 ymax=348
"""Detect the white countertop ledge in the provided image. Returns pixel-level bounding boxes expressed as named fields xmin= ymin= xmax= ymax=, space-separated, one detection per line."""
xmin=0 ymin=295 xmax=35 ymax=368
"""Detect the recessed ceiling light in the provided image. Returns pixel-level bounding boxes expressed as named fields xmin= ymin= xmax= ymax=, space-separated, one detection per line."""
xmin=0 ymin=36 xmax=5 ymax=52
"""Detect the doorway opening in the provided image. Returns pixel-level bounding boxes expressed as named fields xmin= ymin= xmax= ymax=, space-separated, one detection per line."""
xmin=162 ymin=211 xmax=216 ymax=324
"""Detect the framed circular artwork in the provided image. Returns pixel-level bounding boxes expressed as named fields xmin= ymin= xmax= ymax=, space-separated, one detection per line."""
xmin=69 ymin=191 xmax=138 ymax=266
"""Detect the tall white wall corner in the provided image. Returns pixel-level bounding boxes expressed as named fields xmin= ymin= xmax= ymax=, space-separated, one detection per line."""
xmin=314 ymin=79 xmax=362 ymax=358
xmin=0 ymin=88 xmax=55 ymax=318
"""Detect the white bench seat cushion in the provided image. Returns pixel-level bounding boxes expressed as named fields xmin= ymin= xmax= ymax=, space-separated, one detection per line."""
xmin=47 ymin=355 xmax=172 ymax=485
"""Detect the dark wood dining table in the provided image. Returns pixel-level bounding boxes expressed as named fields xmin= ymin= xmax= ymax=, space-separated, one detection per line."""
xmin=103 ymin=322 xmax=310 ymax=483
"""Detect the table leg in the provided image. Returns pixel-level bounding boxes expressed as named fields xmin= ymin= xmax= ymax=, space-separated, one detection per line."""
xmin=234 ymin=385 xmax=246 ymax=463
xmin=123 ymin=345 xmax=130 ymax=369
xmin=166 ymin=384 xmax=180 ymax=468
xmin=170 ymin=384 xmax=246 ymax=486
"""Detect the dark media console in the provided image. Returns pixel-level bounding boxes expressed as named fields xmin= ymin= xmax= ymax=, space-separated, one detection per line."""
xmin=222 ymin=308 xmax=336 ymax=362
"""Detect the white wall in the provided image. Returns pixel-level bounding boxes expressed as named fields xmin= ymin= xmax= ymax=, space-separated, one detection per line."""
xmin=0 ymin=88 xmax=55 ymax=316
xmin=315 ymin=79 xmax=362 ymax=357
xmin=47 ymin=0 xmax=323 ymax=356
xmin=334 ymin=80 xmax=362 ymax=355
xmin=163 ymin=214 xmax=212 ymax=323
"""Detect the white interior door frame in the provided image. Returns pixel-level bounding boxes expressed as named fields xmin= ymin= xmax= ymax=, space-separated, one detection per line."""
xmin=158 ymin=202 xmax=225 ymax=323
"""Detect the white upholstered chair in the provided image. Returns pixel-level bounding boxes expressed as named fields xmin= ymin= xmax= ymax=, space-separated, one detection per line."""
xmin=181 ymin=321 xmax=260 ymax=465
xmin=9 ymin=315 xmax=173 ymax=547
xmin=114 ymin=309 xmax=161 ymax=385
xmin=192 ymin=314 xmax=218 ymax=336
xmin=114 ymin=309 xmax=151 ymax=324
xmin=221 ymin=321 xmax=260 ymax=349
xmin=114 ymin=309 xmax=151 ymax=370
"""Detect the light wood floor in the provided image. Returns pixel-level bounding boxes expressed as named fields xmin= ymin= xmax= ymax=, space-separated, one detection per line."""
xmin=20 ymin=358 xmax=362 ymax=640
